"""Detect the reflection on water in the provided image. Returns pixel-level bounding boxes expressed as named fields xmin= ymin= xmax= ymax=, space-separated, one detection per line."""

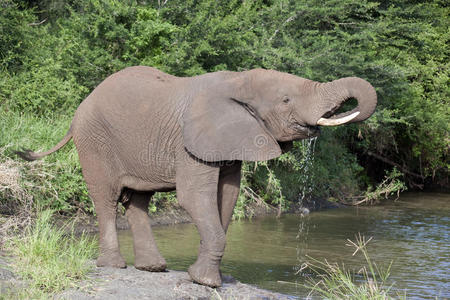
xmin=118 ymin=193 xmax=449 ymax=299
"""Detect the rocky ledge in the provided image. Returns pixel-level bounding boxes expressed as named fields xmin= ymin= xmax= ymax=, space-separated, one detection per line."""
xmin=56 ymin=263 xmax=295 ymax=300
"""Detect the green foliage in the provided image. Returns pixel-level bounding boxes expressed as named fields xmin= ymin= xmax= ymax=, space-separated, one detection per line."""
xmin=1 ymin=0 xmax=177 ymax=116
xmin=7 ymin=210 xmax=97 ymax=298
xmin=356 ymin=168 xmax=407 ymax=205
xmin=0 ymin=1 xmax=35 ymax=73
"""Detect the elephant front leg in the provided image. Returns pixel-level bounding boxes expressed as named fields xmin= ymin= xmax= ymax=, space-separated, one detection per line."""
xmin=218 ymin=161 xmax=242 ymax=232
xmin=176 ymin=155 xmax=224 ymax=287
xmin=124 ymin=191 xmax=166 ymax=272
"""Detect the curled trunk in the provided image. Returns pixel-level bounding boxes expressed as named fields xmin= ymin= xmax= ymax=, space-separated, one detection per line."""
xmin=317 ymin=77 xmax=377 ymax=125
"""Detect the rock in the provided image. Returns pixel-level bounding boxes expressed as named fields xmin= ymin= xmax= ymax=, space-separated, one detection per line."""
xmin=0 ymin=267 xmax=14 ymax=280
xmin=0 ymin=266 xmax=18 ymax=296
xmin=299 ymin=207 xmax=310 ymax=216
xmin=56 ymin=263 xmax=295 ymax=300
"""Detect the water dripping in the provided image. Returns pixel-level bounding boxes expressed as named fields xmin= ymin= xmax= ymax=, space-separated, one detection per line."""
xmin=294 ymin=137 xmax=318 ymax=282
xmin=298 ymin=137 xmax=317 ymax=208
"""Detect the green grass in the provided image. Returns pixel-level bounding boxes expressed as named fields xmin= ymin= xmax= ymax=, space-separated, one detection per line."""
xmin=0 ymin=110 xmax=91 ymax=214
xmin=6 ymin=210 xmax=97 ymax=299
xmin=303 ymin=234 xmax=404 ymax=300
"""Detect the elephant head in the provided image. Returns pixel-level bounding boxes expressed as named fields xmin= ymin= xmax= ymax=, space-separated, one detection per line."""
xmin=183 ymin=69 xmax=377 ymax=162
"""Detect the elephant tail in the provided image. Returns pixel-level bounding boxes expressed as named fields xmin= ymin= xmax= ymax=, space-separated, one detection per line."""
xmin=16 ymin=126 xmax=73 ymax=161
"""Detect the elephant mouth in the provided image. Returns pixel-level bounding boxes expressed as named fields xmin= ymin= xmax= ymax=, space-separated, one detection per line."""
xmin=290 ymin=123 xmax=320 ymax=138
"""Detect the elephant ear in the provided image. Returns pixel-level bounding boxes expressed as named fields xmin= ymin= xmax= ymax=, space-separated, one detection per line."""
xmin=182 ymin=94 xmax=281 ymax=162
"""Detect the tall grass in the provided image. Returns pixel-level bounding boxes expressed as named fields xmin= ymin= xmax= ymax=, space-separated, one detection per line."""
xmin=6 ymin=210 xmax=97 ymax=298
xmin=303 ymin=234 xmax=403 ymax=300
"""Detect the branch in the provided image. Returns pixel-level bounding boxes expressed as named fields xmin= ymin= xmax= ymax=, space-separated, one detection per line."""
xmin=28 ymin=18 xmax=47 ymax=26
xmin=367 ymin=151 xmax=424 ymax=179
xmin=269 ymin=11 xmax=303 ymax=41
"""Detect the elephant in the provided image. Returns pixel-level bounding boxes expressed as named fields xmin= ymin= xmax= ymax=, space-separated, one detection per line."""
xmin=16 ymin=66 xmax=377 ymax=287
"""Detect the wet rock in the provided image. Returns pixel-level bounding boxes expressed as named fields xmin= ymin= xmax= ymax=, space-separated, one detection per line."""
xmin=298 ymin=207 xmax=310 ymax=216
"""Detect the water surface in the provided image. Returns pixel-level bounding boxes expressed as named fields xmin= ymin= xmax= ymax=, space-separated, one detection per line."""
xmin=118 ymin=193 xmax=449 ymax=299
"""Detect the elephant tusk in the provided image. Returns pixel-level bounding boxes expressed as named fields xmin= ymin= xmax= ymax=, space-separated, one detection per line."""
xmin=317 ymin=111 xmax=360 ymax=126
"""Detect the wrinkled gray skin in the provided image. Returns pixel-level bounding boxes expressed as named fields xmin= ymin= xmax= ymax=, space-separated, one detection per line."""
xmin=17 ymin=67 xmax=377 ymax=287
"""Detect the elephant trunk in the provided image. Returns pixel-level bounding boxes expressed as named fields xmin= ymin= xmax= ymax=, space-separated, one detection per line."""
xmin=316 ymin=77 xmax=377 ymax=126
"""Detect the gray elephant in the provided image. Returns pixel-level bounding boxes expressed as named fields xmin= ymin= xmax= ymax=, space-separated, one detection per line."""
xmin=17 ymin=67 xmax=376 ymax=287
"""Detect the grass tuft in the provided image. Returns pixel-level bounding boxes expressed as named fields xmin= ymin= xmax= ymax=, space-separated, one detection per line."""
xmin=302 ymin=233 xmax=403 ymax=300
xmin=6 ymin=210 xmax=98 ymax=298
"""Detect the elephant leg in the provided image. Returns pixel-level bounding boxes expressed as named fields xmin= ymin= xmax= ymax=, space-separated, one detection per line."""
xmin=77 ymin=151 xmax=125 ymax=269
xmin=176 ymin=154 xmax=224 ymax=287
xmin=123 ymin=191 xmax=166 ymax=271
xmin=93 ymin=192 xmax=126 ymax=268
xmin=218 ymin=161 xmax=242 ymax=233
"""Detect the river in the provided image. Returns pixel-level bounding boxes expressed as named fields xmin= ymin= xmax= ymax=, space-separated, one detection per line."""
xmin=117 ymin=192 xmax=449 ymax=299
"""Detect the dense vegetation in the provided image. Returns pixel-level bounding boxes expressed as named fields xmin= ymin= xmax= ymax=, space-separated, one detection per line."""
xmin=0 ymin=0 xmax=448 ymax=215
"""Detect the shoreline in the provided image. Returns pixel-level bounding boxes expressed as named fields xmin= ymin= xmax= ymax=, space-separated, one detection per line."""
xmin=68 ymin=196 xmax=341 ymax=234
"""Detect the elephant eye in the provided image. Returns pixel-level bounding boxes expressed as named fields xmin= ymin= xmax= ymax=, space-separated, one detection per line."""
xmin=283 ymin=97 xmax=290 ymax=104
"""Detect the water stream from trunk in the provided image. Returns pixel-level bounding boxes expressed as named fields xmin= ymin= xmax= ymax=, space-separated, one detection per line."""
xmin=298 ymin=137 xmax=318 ymax=206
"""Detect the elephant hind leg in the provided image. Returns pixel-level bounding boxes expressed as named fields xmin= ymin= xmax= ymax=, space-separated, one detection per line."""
xmin=123 ymin=190 xmax=166 ymax=272
xmin=88 ymin=182 xmax=126 ymax=268
xmin=77 ymin=151 xmax=125 ymax=269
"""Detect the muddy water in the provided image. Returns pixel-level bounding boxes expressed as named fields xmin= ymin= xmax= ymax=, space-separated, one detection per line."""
xmin=117 ymin=193 xmax=449 ymax=299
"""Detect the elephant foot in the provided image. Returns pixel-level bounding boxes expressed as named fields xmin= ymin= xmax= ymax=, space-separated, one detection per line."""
xmin=188 ymin=258 xmax=222 ymax=288
xmin=135 ymin=255 xmax=167 ymax=272
xmin=96 ymin=253 xmax=127 ymax=269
